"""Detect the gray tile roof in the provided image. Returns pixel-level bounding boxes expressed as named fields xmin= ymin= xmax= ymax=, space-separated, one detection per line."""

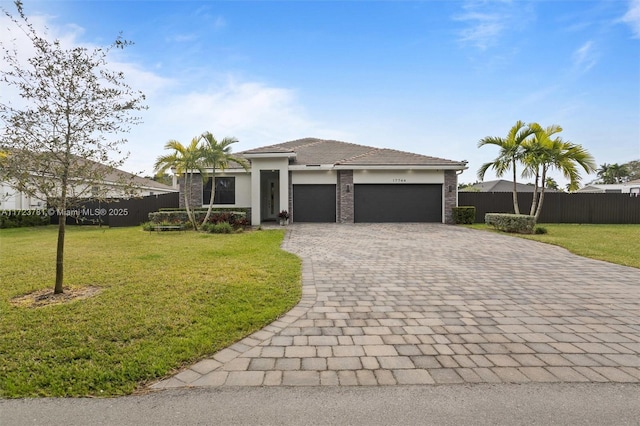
xmin=460 ymin=179 xmax=559 ymax=193
xmin=239 ymin=138 xmax=466 ymax=168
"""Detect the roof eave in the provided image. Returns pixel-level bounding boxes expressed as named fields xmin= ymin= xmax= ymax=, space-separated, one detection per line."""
xmin=243 ymin=152 xmax=297 ymax=159
xmin=289 ymin=164 xmax=335 ymax=171
xmin=333 ymin=164 xmax=468 ymax=170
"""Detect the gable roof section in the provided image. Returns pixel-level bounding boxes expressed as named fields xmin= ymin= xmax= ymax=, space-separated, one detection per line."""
xmin=239 ymin=138 xmax=466 ymax=169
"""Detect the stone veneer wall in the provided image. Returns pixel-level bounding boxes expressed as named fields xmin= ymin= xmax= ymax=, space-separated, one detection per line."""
xmin=444 ymin=170 xmax=458 ymax=224
xmin=288 ymin=171 xmax=293 ymax=222
xmin=178 ymin=174 xmax=203 ymax=209
xmin=338 ymin=170 xmax=354 ymax=223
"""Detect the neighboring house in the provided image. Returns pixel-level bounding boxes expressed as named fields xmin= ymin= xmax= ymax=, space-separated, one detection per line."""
xmin=577 ymin=179 xmax=640 ymax=195
xmin=0 ymin=161 xmax=177 ymax=211
xmin=460 ymin=179 xmax=559 ymax=193
xmin=180 ymin=138 xmax=468 ymax=225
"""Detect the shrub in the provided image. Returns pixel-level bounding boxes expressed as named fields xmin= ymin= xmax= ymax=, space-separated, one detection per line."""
xmin=141 ymin=221 xmax=154 ymax=231
xmin=534 ymin=226 xmax=548 ymax=234
xmin=485 ymin=213 xmax=536 ymax=234
xmin=452 ymin=206 xmax=476 ymax=224
xmin=0 ymin=210 xmax=50 ymax=228
xmin=209 ymin=222 xmax=233 ymax=234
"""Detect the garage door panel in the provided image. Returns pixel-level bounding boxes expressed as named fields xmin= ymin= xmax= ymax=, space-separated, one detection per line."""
xmin=354 ymin=184 xmax=442 ymax=222
xmin=293 ymin=184 xmax=336 ymax=222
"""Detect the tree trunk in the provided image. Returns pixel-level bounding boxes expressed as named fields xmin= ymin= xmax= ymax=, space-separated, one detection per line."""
xmin=530 ymin=168 xmax=540 ymax=216
xmin=184 ymin=172 xmax=197 ymax=231
xmin=54 ymin=207 xmax=65 ymax=294
xmin=512 ymin=162 xmax=520 ymax=214
xmin=534 ymin=167 xmax=548 ymax=221
xmin=201 ymin=172 xmax=216 ymax=227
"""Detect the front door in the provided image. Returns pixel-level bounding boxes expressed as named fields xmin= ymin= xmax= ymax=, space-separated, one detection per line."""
xmin=261 ymin=173 xmax=280 ymax=221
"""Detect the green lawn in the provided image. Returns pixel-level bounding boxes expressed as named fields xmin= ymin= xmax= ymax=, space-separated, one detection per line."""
xmin=0 ymin=226 xmax=301 ymax=398
xmin=466 ymin=223 xmax=640 ymax=269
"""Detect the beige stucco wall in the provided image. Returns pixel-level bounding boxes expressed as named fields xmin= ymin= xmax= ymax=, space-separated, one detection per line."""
xmin=291 ymin=170 xmax=337 ymax=184
xmin=353 ymin=169 xmax=445 ymax=184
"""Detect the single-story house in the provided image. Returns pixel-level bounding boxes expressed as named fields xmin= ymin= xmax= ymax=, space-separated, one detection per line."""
xmin=577 ymin=179 xmax=640 ymax=195
xmin=460 ymin=179 xmax=559 ymax=193
xmin=179 ymin=138 xmax=468 ymax=225
xmin=0 ymin=158 xmax=177 ymax=211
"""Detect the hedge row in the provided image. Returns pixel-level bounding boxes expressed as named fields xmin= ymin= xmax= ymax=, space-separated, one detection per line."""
xmin=485 ymin=213 xmax=536 ymax=234
xmin=0 ymin=210 xmax=50 ymax=228
xmin=148 ymin=210 xmax=249 ymax=229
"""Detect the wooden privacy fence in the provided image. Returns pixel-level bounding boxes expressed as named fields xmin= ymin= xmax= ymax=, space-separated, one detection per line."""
xmin=458 ymin=192 xmax=640 ymax=224
xmin=51 ymin=192 xmax=179 ymax=227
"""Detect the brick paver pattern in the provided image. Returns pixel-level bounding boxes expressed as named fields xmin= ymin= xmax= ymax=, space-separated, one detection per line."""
xmin=152 ymin=224 xmax=640 ymax=388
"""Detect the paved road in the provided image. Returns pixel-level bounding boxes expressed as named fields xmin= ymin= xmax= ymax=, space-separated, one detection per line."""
xmin=153 ymin=224 xmax=640 ymax=388
xmin=2 ymin=384 xmax=640 ymax=425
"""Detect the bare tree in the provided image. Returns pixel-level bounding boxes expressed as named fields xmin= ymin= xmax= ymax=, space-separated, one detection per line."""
xmin=0 ymin=1 xmax=146 ymax=294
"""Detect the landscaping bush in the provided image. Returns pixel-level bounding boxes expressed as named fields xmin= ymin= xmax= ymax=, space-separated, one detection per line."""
xmin=534 ymin=226 xmax=548 ymax=234
xmin=485 ymin=213 xmax=536 ymax=234
xmin=201 ymin=222 xmax=234 ymax=233
xmin=149 ymin=210 xmax=248 ymax=229
xmin=452 ymin=206 xmax=476 ymax=224
xmin=0 ymin=210 xmax=50 ymax=228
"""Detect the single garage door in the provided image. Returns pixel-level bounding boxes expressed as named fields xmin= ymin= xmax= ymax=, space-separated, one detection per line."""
xmin=354 ymin=184 xmax=442 ymax=222
xmin=293 ymin=184 xmax=336 ymax=222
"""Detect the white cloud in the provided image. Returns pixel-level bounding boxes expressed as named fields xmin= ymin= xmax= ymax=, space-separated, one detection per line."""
xmin=454 ymin=11 xmax=505 ymax=50
xmin=572 ymin=40 xmax=598 ymax=72
xmin=213 ymin=16 xmax=226 ymax=30
xmin=124 ymin=77 xmax=347 ymax=175
xmin=2 ymin=6 xmax=344 ymax=176
xmin=621 ymin=0 xmax=640 ymax=38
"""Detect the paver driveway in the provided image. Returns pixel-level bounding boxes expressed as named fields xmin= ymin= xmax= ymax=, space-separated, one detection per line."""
xmin=153 ymin=224 xmax=640 ymax=388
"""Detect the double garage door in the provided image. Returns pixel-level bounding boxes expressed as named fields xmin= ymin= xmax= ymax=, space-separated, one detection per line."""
xmin=293 ymin=184 xmax=442 ymax=223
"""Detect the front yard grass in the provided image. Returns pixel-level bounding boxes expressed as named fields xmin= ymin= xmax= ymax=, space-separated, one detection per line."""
xmin=0 ymin=226 xmax=301 ymax=398
xmin=466 ymin=223 xmax=640 ymax=269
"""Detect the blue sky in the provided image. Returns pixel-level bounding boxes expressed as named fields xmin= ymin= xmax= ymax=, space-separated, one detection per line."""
xmin=2 ymin=0 xmax=639 ymax=187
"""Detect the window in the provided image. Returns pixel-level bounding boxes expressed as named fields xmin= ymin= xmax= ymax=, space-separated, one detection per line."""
xmin=203 ymin=177 xmax=235 ymax=204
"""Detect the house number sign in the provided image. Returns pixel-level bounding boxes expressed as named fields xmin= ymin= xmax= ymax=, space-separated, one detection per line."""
xmin=392 ymin=178 xmax=407 ymax=183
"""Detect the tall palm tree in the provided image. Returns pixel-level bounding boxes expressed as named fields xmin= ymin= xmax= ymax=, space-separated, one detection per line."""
xmin=523 ymin=123 xmax=596 ymax=220
xmin=521 ymin=123 xmax=563 ymax=216
xmin=477 ymin=120 xmax=534 ymax=214
xmin=154 ymin=137 xmax=205 ymax=230
xmin=199 ymin=131 xmax=248 ymax=226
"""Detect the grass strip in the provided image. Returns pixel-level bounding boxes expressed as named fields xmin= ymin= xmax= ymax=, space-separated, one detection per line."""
xmin=0 ymin=226 xmax=301 ymax=397
xmin=465 ymin=223 xmax=640 ymax=269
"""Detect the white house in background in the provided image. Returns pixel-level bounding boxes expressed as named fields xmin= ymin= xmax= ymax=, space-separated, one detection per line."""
xmin=0 ymin=162 xmax=177 ymax=211
xmin=179 ymin=138 xmax=468 ymax=225
xmin=577 ymin=179 xmax=640 ymax=195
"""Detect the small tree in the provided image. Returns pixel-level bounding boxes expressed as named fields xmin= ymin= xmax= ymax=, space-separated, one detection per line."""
xmin=523 ymin=123 xmax=595 ymax=220
xmin=199 ymin=131 xmax=248 ymax=226
xmin=0 ymin=1 xmax=146 ymax=294
xmin=477 ymin=120 xmax=534 ymax=214
xmin=154 ymin=138 xmax=205 ymax=230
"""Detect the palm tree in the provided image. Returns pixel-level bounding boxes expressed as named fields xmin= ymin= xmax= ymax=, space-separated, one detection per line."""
xmin=477 ymin=120 xmax=534 ymax=214
xmin=521 ymin=123 xmax=563 ymax=216
xmin=199 ymin=131 xmax=248 ymax=226
xmin=545 ymin=177 xmax=561 ymax=191
xmin=596 ymin=163 xmax=614 ymax=184
xmin=523 ymin=123 xmax=596 ymax=220
xmin=154 ymin=137 xmax=205 ymax=230
xmin=608 ymin=163 xmax=629 ymax=183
